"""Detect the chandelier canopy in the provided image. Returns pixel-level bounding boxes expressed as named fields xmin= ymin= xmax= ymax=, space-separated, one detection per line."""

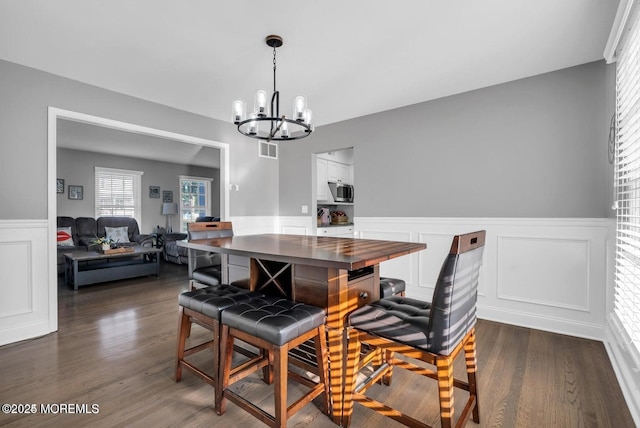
xmin=232 ymin=35 xmax=313 ymax=141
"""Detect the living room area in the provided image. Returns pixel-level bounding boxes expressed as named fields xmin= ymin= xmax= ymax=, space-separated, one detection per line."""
xmin=55 ymin=116 xmax=224 ymax=289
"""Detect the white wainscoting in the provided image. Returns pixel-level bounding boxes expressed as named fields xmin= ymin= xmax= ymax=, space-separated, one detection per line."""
xmin=356 ymin=217 xmax=609 ymax=341
xmin=276 ymin=216 xmax=314 ymax=235
xmin=0 ymin=220 xmax=53 ymax=346
xmin=0 ymin=215 xmax=609 ymax=343
xmin=225 ymin=216 xmax=313 ymax=236
xmin=227 ymin=216 xmax=280 ymax=235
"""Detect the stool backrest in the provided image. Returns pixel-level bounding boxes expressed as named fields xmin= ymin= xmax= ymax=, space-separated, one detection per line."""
xmin=428 ymin=230 xmax=486 ymax=355
xmin=188 ymin=221 xmax=234 ymax=240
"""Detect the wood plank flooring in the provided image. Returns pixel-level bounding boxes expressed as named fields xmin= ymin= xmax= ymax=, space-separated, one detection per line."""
xmin=0 ymin=262 xmax=634 ymax=427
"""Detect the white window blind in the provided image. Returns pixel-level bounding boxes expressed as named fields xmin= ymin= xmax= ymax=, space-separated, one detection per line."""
xmin=179 ymin=176 xmax=212 ymax=232
xmin=95 ymin=167 xmax=143 ymax=227
xmin=614 ymin=5 xmax=640 ymax=365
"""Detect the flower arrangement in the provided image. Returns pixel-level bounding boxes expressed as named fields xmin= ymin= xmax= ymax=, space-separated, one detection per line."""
xmin=92 ymin=237 xmax=115 ymax=246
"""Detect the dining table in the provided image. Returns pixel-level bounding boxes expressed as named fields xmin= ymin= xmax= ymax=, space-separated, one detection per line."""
xmin=178 ymin=233 xmax=426 ymax=425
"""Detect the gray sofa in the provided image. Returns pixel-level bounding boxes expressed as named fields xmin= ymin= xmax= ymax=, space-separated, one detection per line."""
xmin=57 ymin=216 xmax=153 ymax=273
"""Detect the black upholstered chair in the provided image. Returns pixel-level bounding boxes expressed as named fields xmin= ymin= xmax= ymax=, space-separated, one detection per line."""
xmin=217 ymin=296 xmax=330 ymax=428
xmin=175 ymin=284 xmax=264 ymax=408
xmin=343 ymin=230 xmax=486 ymax=428
xmin=379 ymin=277 xmax=406 ymax=298
xmin=187 ymin=222 xmax=235 ymax=289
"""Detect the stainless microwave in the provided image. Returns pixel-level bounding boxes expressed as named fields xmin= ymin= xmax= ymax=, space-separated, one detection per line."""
xmin=328 ymin=181 xmax=354 ymax=203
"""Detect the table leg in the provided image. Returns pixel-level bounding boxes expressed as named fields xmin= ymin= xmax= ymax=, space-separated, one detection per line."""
xmin=327 ymin=326 xmax=345 ymax=425
xmin=73 ymin=260 xmax=79 ymax=291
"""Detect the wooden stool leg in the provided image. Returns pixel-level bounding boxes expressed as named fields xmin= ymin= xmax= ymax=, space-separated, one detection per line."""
xmin=273 ymin=344 xmax=287 ymax=428
xmin=216 ymin=324 xmax=234 ymax=416
xmin=263 ymin=349 xmax=273 ymax=385
xmin=436 ymin=356 xmax=455 ymax=428
xmin=175 ymin=306 xmax=190 ymax=381
xmin=343 ymin=328 xmax=362 ymax=427
xmin=382 ymin=349 xmax=394 ymax=386
xmin=465 ymin=329 xmax=480 ymax=423
xmin=315 ymin=325 xmax=330 ymax=414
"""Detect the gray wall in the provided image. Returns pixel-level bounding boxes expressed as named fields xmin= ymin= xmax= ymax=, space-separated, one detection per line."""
xmin=279 ymin=61 xmax=614 ymax=218
xmin=57 ymin=148 xmax=219 ymax=233
xmin=0 ymin=59 xmax=279 ymax=220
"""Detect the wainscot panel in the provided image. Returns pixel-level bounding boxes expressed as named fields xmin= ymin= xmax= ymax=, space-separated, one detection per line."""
xmin=277 ymin=216 xmax=313 ymax=236
xmin=0 ymin=220 xmax=52 ymax=346
xmin=355 ymin=217 xmax=609 ymax=341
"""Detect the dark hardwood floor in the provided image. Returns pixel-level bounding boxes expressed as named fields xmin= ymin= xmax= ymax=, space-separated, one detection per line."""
xmin=0 ymin=262 xmax=634 ymax=427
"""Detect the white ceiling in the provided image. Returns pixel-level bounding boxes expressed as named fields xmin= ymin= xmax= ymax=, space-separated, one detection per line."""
xmin=0 ymin=0 xmax=618 ymax=138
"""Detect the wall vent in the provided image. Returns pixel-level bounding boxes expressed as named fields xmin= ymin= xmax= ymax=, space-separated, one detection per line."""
xmin=258 ymin=141 xmax=278 ymax=159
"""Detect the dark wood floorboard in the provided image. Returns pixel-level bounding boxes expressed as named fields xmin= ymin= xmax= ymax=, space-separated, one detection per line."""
xmin=0 ymin=262 xmax=634 ymax=427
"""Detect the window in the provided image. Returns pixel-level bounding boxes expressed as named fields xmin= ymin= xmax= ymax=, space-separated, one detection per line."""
xmin=179 ymin=176 xmax=213 ymax=232
xmin=613 ymin=6 xmax=640 ymax=365
xmin=95 ymin=167 xmax=143 ymax=227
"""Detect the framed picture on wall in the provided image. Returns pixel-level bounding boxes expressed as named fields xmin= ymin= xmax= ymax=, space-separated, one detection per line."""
xmin=56 ymin=179 xmax=64 ymax=194
xmin=68 ymin=185 xmax=83 ymax=200
xmin=162 ymin=190 xmax=173 ymax=203
xmin=149 ymin=186 xmax=160 ymax=198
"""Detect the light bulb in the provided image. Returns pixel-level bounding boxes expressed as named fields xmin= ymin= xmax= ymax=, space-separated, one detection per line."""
xmin=231 ymin=99 xmax=246 ymax=124
xmin=293 ymin=95 xmax=306 ymax=122
xmin=248 ymin=113 xmax=257 ymax=135
xmin=281 ymin=121 xmax=289 ymax=138
xmin=303 ymin=109 xmax=313 ymax=132
xmin=255 ymin=90 xmax=268 ymax=117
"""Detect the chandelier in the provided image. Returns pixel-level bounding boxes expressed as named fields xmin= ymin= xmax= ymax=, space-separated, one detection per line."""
xmin=232 ymin=35 xmax=313 ymax=141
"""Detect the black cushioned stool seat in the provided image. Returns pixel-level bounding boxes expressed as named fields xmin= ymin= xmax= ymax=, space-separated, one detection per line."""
xmin=190 ymin=266 xmax=222 ymax=287
xmin=175 ymin=284 xmax=264 ymax=409
xmin=349 ymin=295 xmax=432 ymax=350
xmin=217 ymin=296 xmax=330 ymax=428
xmin=379 ymin=277 xmax=406 ymax=298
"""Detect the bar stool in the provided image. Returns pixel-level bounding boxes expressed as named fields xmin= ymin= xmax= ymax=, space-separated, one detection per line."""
xmin=379 ymin=277 xmax=406 ymax=298
xmin=217 ymin=296 xmax=330 ymax=428
xmin=175 ymin=284 xmax=264 ymax=407
xmin=343 ymin=231 xmax=486 ymax=428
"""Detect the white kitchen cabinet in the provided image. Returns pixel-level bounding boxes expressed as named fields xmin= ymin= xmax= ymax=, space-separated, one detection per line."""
xmin=327 ymin=161 xmax=351 ymax=184
xmin=316 ymin=158 xmax=329 ymax=201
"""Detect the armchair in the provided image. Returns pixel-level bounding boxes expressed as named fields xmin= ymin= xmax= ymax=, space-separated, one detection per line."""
xmin=163 ymin=233 xmax=189 ymax=264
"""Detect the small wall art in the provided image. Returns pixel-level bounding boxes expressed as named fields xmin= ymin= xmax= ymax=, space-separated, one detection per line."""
xmin=56 ymin=179 xmax=64 ymax=194
xmin=149 ymin=186 xmax=160 ymax=198
xmin=162 ymin=190 xmax=173 ymax=203
xmin=68 ymin=185 xmax=83 ymax=200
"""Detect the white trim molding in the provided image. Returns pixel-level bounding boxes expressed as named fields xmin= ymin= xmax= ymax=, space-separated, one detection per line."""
xmin=604 ymin=0 xmax=636 ymax=63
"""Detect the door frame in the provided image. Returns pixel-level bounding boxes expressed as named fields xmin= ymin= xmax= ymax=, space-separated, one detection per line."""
xmin=47 ymin=106 xmax=230 ymax=332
